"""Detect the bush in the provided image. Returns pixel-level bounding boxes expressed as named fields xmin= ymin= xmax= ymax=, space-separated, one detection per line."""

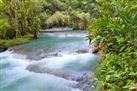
xmin=88 ymin=0 xmax=137 ymax=90
xmin=94 ymin=48 xmax=137 ymax=91
xmin=46 ymin=11 xmax=70 ymax=28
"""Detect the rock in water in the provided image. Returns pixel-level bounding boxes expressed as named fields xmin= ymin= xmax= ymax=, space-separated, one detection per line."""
xmin=0 ymin=46 xmax=8 ymax=52
xmin=26 ymin=62 xmax=96 ymax=91
xmin=26 ymin=63 xmax=80 ymax=81
xmin=92 ymin=48 xmax=99 ymax=53
xmin=76 ymin=49 xmax=89 ymax=53
xmin=75 ymin=74 xmax=96 ymax=91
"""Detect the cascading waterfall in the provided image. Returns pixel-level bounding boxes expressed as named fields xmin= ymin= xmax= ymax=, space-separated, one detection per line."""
xmin=0 ymin=51 xmax=82 ymax=91
xmin=0 ymin=32 xmax=99 ymax=91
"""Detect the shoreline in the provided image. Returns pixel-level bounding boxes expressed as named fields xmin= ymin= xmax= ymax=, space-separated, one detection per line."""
xmin=0 ymin=34 xmax=33 ymax=53
xmin=0 ymin=31 xmax=87 ymax=53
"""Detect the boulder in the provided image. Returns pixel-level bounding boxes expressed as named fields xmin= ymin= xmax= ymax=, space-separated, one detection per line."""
xmin=0 ymin=46 xmax=8 ymax=52
xmin=75 ymin=74 xmax=96 ymax=91
xmin=76 ymin=49 xmax=89 ymax=53
xmin=92 ymin=48 xmax=99 ymax=53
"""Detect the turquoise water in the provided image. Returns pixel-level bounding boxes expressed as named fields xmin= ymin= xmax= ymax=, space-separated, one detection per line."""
xmin=19 ymin=33 xmax=89 ymax=54
xmin=0 ymin=32 xmax=99 ymax=91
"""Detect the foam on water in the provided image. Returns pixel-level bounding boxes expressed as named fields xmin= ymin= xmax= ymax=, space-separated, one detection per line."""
xmin=0 ymin=51 xmax=83 ymax=91
xmin=40 ymin=32 xmax=87 ymax=38
xmin=0 ymin=32 xmax=99 ymax=91
xmin=38 ymin=53 xmax=96 ymax=68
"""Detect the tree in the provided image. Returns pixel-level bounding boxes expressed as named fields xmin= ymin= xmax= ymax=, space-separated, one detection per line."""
xmin=0 ymin=0 xmax=42 ymax=39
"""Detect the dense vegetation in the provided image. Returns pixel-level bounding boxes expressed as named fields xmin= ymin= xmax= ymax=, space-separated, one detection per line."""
xmin=40 ymin=0 xmax=98 ymax=29
xmin=0 ymin=0 xmax=43 ymax=40
xmin=88 ymin=0 xmax=137 ymax=90
xmin=0 ymin=0 xmax=137 ymax=90
xmin=0 ymin=0 xmax=97 ymax=46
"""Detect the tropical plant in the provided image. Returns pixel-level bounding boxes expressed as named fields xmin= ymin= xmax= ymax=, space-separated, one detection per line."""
xmin=0 ymin=0 xmax=43 ymax=39
xmin=88 ymin=0 xmax=137 ymax=90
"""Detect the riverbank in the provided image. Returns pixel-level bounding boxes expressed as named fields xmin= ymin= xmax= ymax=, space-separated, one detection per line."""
xmin=0 ymin=34 xmax=33 ymax=52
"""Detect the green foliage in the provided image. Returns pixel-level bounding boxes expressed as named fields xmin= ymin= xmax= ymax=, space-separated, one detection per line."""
xmin=71 ymin=12 xmax=91 ymax=30
xmin=95 ymin=48 xmax=137 ymax=91
xmin=0 ymin=34 xmax=33 ymax=47
xmin=88 ymin=0 xmax=137 ymax=91
xmin=88 ymin=0 xmax=137 ymax=54
xmin=0 ymin=0 xmax=42 ymax=39
xmin=40 ymin=0 xmax=97 ymax=29
xmin=0 ymin=18 xmax=9 ymax=39
xmin=46 ymin=11 xmax=70 ymax=28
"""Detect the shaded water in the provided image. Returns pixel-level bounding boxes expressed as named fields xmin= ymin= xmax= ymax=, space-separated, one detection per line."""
xmin=0 ymin=32 xmax=99 ymax=91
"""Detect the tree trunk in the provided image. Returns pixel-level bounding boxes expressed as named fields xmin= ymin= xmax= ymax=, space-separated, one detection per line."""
xmin=33 ymin=30 xmax=38 ymax=39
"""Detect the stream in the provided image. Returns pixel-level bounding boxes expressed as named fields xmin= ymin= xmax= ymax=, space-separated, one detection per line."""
xmin=0 ymin=32 xmax=99 ymax=91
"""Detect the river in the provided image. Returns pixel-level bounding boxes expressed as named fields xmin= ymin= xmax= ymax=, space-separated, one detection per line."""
xmin=0 ymin=32 xmax=99 ymax=91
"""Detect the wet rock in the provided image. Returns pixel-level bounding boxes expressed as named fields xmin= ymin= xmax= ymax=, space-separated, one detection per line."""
xmin=26 ymin=61 xmax=96 ymax=91
xmin=75 ymin=74 xmax=96 ymax=91
xmin=27 ymin=53 xmax=43 ymax=60
xmin=92 ymin=48 xmax=99 ymax=54
xmin=0 ymin=46 xmax=8 ymax=52
xmin=26 ymin=51 xmax=63 ymax=60
xmin=48 ymin=52 xmax=62 ymax=57
xmin=76 ymin=49 xmax=89 ymax=53
xmin=26 ymin=63 xmax=80 ymax=81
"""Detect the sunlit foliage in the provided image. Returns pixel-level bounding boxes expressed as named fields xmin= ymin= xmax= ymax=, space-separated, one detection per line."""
xmin=88 ymin=0 xmax=137 ymax=90
xmin=0 ymin=0 xmax=43 ymax=39
xmin=40 ymin=0 xmax=97 ymax=29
